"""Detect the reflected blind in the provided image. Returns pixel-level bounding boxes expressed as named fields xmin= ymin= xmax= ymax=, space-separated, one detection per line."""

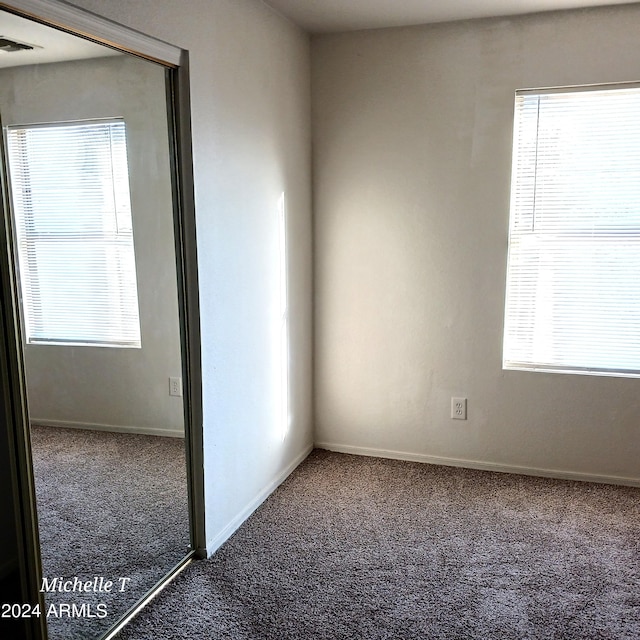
xmin=6 ymin=120 xmax=141 ymax=347
xmin=503 ymin=85 xmax=640 ymax=377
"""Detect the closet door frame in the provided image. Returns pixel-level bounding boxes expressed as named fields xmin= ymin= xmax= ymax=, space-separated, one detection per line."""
xmin=0 ymin=1 xmax=205 ymax=637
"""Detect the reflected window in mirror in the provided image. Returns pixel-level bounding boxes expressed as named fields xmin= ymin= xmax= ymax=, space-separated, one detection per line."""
xmin=6 ymin=119 xmax=142 ymax=348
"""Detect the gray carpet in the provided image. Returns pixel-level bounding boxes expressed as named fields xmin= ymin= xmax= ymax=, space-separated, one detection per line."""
xmin=30 ymin=425 xmax=190 ymax=640
xmin=115 ymin=449 xmax=640 ymax=640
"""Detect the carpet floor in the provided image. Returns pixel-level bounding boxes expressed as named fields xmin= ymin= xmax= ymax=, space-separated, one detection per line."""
xmin=30 ymin=425 xmax=190 ymax=640
xmin=115 ymin=449 xmax=640 ymax=640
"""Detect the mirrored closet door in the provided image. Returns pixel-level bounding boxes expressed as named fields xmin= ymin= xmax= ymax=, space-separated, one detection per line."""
xmin=0 ymin=3 xmax=201 ymax=639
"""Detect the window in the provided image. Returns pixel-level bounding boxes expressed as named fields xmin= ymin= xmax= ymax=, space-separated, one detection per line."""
xmin=6 ymin=119 xmax=141 ymax=348
xmin=503 ymin=84 xmax=640 ymax=377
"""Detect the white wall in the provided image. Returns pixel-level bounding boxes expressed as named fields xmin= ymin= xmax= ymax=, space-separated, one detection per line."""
xmin=0 ymin=55 xmax=184 ymax=437
xmin=63 ymin=0 xmax=314 ymax=552
xmin=311 ymin=5 xmax=640 ymax=484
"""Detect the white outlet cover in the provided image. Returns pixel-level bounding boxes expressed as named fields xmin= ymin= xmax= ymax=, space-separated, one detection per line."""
xmin=169 ymin=376 xmax=183 ymax=397
xmin=451 ymin=397 xmax=467 ymax=420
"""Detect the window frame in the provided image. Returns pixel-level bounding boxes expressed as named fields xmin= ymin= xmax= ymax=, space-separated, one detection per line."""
xmin=503 ymin=81 xmax=640 ymax=379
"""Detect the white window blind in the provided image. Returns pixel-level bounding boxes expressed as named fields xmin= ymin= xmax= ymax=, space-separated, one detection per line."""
xmin=503 ymin=84 xmax=640 ymax=377
xmin=6 ymin=120 xmax=141 ymax=348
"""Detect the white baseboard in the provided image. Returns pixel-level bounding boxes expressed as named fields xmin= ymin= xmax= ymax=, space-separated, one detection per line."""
xmin=314 ymin=441 xmax=640 ymax=488
xmin=30 ymin=419 xmax=184 ymax=439
xmin=206 ymin=443 xmax=314 ymax=556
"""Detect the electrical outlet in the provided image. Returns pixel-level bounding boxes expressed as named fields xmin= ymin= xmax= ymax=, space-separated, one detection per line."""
xmin=169 ymin=377 xmax=183 ymax=397
xmin=451 ymin=397 xmax=467 ymax=420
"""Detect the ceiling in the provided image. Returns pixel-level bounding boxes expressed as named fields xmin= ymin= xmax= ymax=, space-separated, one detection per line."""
xmin=0 ymin=1 xmax=636 ymax=67
xmin=0 ymin=10 xmax=119 ymax=69
xmin=262 ymin=0 xmax=637 ymax=33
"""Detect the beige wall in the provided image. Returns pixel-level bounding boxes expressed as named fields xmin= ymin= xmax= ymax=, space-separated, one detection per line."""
xmin=311 ymin=5 xmax=640 ymax=484
xmin=0 ymin=55 xmax=184 ymax=436
xmin=63 ymin=0 xmax=314 ymax=552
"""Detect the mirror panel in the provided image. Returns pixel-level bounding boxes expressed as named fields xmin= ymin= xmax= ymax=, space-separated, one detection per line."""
xmin=0 ymin=9 xmax=192 ymax=639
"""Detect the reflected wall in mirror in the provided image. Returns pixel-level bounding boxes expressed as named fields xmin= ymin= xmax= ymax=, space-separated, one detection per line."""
xmin=0 ymin=9 xmax=191 ymax=639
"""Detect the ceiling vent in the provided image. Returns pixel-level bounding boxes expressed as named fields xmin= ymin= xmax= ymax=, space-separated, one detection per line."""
xmin=0 ymin=37 xmax=35 ymax=52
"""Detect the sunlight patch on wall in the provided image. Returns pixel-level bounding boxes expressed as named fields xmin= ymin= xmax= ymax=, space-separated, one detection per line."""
xmin=277 ymin=191 xmax=291 ymax=442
